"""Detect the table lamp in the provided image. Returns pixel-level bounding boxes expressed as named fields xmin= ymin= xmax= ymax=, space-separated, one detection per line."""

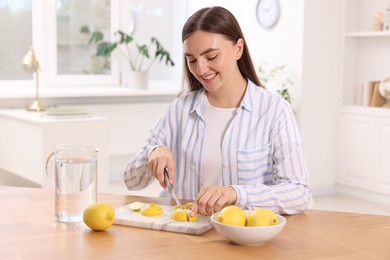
xmin=21 ymin=47 xmax=45 ymax=111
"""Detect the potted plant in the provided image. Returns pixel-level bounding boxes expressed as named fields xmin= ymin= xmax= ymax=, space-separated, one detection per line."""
xmin=258 ymin=63 xmax=295 ymax=114
xmin=88 ymin=30 xmax=175 ymax=88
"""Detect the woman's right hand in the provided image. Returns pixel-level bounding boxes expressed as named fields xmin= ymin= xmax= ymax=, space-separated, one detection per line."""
xmin=148 ymin=146 xmax=176 ymax=188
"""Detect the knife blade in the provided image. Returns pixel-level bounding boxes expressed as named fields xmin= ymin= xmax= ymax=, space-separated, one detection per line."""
xmin=164 ymin=168 xmax=182 ymax=207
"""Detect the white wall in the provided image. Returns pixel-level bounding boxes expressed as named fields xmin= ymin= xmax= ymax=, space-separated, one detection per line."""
xmin=300 ymin=0 xmax=342 ymax=194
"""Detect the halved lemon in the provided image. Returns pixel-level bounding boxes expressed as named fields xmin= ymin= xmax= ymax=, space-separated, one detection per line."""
xmin=129 ymin=201 xmax=143 ymax=211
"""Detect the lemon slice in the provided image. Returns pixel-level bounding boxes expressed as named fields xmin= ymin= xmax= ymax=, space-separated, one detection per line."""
xmin=129 ymin=201 xmax=143 ymax=211
xmin=171 ymin=208 xmax=198 ymax=222
xmin=141 ymin=203 xmax=164 ymax=216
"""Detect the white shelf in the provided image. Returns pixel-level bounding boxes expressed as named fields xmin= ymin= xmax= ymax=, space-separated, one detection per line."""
xmin=0 ymin=109 xmax=105 ymax=124
xmin=340 ymin=105 xmax=390 ymax=117
xmin=0 ymin=84 xmax=179 ymax=99
xmin=346 ymin=31 xmax=390 ymax=37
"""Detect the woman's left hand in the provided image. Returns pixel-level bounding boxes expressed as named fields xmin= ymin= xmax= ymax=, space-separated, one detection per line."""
xmin=190 ymin=186 xmax=237 ymax=217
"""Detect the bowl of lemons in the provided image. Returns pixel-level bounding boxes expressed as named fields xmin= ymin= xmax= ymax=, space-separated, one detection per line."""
xmin=210 ymin=206 xmax=286 ymax=246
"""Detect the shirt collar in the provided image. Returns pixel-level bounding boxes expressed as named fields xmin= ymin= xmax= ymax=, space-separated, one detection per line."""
xmin=190 ymin=79 xmax=258 ymax=116
xmin=240 ymin=80 xmax=257 ymax=112
xmin=190 ymin=89 xmax=205 ymax=117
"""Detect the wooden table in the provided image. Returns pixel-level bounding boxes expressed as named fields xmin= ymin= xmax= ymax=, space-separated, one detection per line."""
xmin=0 ymin=186 xmax=389 ymax=259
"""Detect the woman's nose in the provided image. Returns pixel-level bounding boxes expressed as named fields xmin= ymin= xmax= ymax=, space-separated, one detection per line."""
xmin=196 ymin=59 xmax=208 ymax=74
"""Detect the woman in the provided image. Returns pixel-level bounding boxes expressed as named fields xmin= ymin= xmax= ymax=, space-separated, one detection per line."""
xmin=124 ymin=6 xmax=311 ymax=216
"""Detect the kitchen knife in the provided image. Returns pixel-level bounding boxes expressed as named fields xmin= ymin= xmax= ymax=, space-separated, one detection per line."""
xmin=164 ymin=168 xmax=182 ymax=207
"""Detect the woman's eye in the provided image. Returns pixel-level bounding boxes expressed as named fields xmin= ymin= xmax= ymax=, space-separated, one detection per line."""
xmin=207 ymin=55 xmax=218 ymax=61
xmin=186 ymin=54 xmax=217 ymax=64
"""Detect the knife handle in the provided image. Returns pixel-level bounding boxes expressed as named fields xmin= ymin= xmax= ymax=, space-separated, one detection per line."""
xmin=163 ymin=167 xmax=171 ymax=187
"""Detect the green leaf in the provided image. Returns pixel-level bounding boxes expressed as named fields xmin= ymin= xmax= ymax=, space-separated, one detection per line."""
xmin=277 ymin=88 xmax=292 ymax=104
xmin=80 ymin=25 xmax=90 ymax=34
xmin=151 ymin=37 xmax=174 ymax=66
xmin=89 ymin=31 xmax=104 ymax=45
xmin=96 ymin=42 xmax=117 ymax=57
xmin=137 ymin=44 xmax=150 ymax=59
xmin=116 ymin=30 xmax=133 ymax=45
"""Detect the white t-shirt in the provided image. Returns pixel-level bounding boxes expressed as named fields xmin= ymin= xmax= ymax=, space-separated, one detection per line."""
xmin=200 ymin=95 xmax=237 ymax=188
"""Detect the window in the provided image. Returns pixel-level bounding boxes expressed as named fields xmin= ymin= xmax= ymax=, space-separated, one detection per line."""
xmin=0 ymin=1 xmax=32 ymax=80
xmin=0 ymin=0 xmax=185 ymax=90
xmin=56 ymin=0 xmax=111 ymax=75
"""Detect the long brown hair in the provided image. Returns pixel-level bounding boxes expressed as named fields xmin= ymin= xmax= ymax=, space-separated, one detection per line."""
xmin=180 ymin=6 xmax=261 ymax=93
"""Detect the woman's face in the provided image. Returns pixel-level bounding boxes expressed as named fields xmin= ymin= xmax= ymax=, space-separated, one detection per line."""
xmin=183 ymin=30 xmax=243 ymax=93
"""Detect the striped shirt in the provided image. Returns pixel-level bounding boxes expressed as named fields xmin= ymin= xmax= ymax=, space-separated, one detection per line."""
xmin=124 ymin=80 xmax=312 ymax=214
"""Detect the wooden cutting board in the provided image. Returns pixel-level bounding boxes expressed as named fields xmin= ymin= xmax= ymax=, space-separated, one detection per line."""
xmin=114 ymin=203 xmax=214 ymax=235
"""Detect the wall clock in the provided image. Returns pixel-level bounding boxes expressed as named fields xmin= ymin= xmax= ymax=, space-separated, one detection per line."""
xmin=256 ymin=0 xmax=281 ymax=29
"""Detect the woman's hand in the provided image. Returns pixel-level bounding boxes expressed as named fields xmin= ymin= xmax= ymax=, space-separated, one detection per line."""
xmin=190 ymin=186 xmax=237 ymax=216
xmin=148 ymin=146 xmax=175 ymax=188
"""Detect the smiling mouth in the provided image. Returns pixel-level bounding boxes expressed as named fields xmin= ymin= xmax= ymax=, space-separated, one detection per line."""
xmin=201 ymin=73 xmax=217 ymax=80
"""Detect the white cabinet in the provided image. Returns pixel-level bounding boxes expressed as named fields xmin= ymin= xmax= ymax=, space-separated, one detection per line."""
xmin=374 ymin=118 xmax=390 ymax=195
xmin=337 ymin=113 xmax=375 ymax=189
xmin=337 ymin=107 xmax=390 ymax=196
xmin=0 ymin=109 xmax=110 ymax=192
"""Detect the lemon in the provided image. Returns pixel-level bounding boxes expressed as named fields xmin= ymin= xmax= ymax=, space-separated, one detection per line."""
xmin=129 ymin=201 xmax=143 ymax=211
xmin=171 ymin=208 xmax=187 ymax=221
xmin=183 ymin=202 xmax=193 ymax=210
xmin=174 ymin=202 xmax=194 ymax=211
xmin=217 ymin=205 xmax=246 ymax=227
xmin=247 ymin=208 xmax=279 ymax=226
xmin=141 ymin=203 xmax=163 ymax=216
xmin=185 ymin=209 xmax=198 ymax=222
xmin=83 ymin=202 xmax=115 ymax=231
xmin=171 ymin=208 xmax=198 ymax=222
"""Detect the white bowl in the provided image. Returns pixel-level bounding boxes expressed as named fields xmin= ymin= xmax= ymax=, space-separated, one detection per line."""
xmin=210 ymin=210 xmax=286 ymax=246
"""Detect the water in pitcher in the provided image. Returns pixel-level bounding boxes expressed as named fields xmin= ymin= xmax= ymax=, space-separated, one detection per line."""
xmin=54 ymin=157 xmax=97 ymax=222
